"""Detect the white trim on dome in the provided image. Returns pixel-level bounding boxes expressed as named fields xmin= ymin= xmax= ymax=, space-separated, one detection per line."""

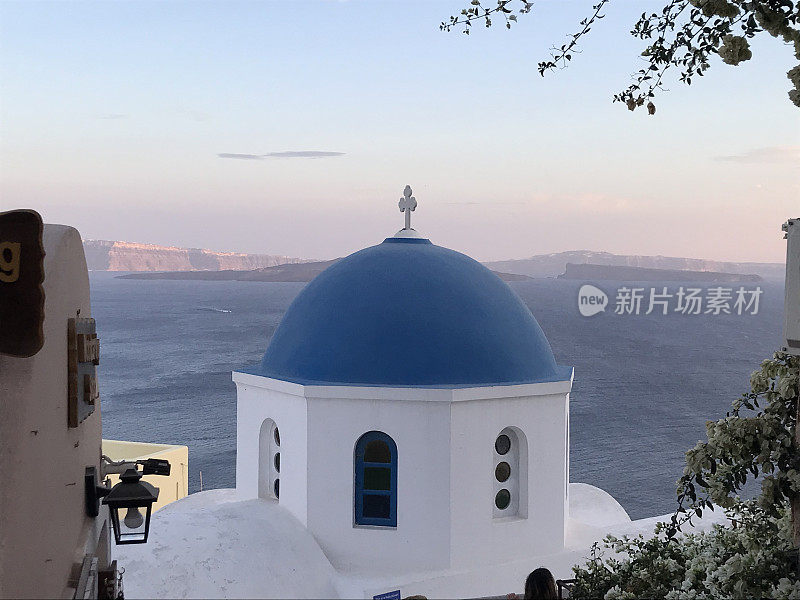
xmin=232 ymin=370 xmax=573 ymax=401
xmin=392 ymin=227 xmax=423 ymax=238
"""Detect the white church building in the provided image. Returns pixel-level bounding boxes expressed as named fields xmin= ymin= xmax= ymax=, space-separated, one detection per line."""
xmin=118 ymin=188 xmax=726 ymax=599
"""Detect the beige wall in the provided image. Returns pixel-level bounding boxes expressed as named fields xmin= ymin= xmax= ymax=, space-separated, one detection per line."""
xmin=102 ymin=440 xmax=189 ymax=512
xmin=0 ymin=225 xmax=111 ymax=599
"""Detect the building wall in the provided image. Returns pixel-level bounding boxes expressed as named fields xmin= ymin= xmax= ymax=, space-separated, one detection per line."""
xmin=449 ymin=389 xmax=569 ymax=569
xmin=234 ymin=374 xmax=309 ymax=526
xmin=102 ymin=440 xmax=189 ymax=512
xmin=232 ymin=374 xmax=571 ymax=578
xmin=0 ymin=225 xmax=111 ymax=599
xmin=305 ymin=395 xmax=452 ymax=574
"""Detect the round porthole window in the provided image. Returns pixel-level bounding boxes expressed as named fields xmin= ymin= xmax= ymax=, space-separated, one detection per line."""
xmin=495 ymin=489 xmax=511 ymax=510
xmin=274 ymin=452 xmax=280 ymax=473
xmin=495 ymin=434 xmax=511 ymax=455
xmin=495 ymin=461 xmax=511 ymax=482
xmin=274 ymin=479 xmax=280 ymax=499
xmin=273 ymin=427 xmax=280 ymax=446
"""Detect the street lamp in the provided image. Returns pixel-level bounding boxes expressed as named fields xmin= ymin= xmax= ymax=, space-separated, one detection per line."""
xmin=85 ymin=457 xmax=170 ymax=545
xmin=102 ymin=467 xmax=159 ymax=545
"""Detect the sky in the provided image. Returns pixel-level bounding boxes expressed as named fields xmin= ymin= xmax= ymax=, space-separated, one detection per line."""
xmin=1 ymin=0 xmax=798 ymax=262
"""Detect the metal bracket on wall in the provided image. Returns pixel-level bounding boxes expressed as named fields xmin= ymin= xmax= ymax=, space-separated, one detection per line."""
xmin=85 ymin=466 xmax=111 ymax=518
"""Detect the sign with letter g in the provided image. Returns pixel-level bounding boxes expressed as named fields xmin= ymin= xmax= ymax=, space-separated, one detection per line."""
xmin=0 ymin=209 xmax=45 ymax=357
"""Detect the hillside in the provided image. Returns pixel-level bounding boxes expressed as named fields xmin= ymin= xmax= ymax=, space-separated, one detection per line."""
xmin=118 ymin=259 xmax=532 ymax=283
xmin=484 ymin=250 xmax=784 ymax=280
xmin=560 ymin=263 xmax=763 ymax=283
xmin=83 ymin=240 xmax=308 ymax=272
xmin=89 ymin=240 xmax=785 ymax=281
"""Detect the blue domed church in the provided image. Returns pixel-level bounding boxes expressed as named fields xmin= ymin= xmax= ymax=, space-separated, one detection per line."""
xmin=118 ymin=188 xmax=712 ymax=599
xmin=233 ymin=187 xmax=575 ymax=591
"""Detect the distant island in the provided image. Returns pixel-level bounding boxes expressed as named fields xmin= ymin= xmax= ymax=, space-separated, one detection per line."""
xmin=86 ymin=240 xmax=785 ymax=281
xmin=484 ymin=250 xmax=783 ymax=280
xmin=118 ymin=260 xmax=763 ymax=284
xmin=559 ymin=263 xmax=763 ymax=283
xmin=117 ymin=259 xmax=532 ymax=283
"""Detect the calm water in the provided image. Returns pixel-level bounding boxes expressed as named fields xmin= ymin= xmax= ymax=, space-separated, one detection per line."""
xmin=92 ymin=272 xmax=784 ymax=520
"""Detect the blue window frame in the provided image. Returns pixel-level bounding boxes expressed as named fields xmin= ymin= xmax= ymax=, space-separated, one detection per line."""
xmin=354 ymin=431 xmax=397 ymax=527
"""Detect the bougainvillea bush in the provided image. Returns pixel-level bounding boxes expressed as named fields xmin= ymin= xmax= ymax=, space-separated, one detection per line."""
xmin=570 ymin=351 xmax=800 ymax=599
xmin=570 ymin=501 xmax=799 ymax=599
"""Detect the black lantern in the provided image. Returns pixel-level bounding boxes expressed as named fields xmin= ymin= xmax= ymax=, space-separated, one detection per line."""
xmin=102 ymin=467 xmax=159 ymax=545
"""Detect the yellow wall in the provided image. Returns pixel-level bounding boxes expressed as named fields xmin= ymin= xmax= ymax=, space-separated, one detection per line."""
xmin=102 ymin=440 xmax=189 ymax=512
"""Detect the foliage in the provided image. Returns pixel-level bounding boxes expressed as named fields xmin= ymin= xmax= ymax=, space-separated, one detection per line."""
xmin=670 ymin=351 xmax=800 ymax=535
xmin=441 ymin=0 xmax=800 ymax=111
xmin=570 ymin=501 xmax=800 ymax=599
xmin=566 ymin=351 xmax=800 ymax=598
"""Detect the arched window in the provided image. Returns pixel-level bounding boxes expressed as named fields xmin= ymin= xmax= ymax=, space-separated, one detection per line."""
xmin=354 ymin=431 xmax=397 ymax=527
xmin=493 ymin=427 xmax=527 ymax=518
xmin=258 ymin=419 xmax=280 ymax=500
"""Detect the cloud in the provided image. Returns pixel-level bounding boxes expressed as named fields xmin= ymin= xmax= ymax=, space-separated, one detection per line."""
xmin=443 ymin=201 xmax=525 ymax=205
xmin=714 ymin=146 xmax=800 ymax=164
xmin=218 ymin=153 xmax=264 ymax=160
xmin=217 ymin=151 xmax=345 ymax=160
xmin=267 ymin=151 xmax=344 ymax=158
xmin=97 ymin=113 xmax=128 ymax=120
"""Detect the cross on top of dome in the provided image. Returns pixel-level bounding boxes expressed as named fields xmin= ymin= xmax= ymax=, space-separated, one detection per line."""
xmin=394 ymin=185 xmax=422 ymax=239
xmin=399 ymin=185 xmax=417 ymax=230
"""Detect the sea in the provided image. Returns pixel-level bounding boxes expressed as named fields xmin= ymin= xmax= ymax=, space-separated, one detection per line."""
xmin=92 ymin=272 xmax=785 ymax=520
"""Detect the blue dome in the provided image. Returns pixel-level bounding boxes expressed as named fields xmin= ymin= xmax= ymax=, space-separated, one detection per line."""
xmin=256 ymin=237 xmax=571 ymax=387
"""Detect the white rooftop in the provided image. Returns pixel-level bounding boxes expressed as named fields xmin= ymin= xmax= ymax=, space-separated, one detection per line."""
xmin=116 ymin=484 xmax=728 ymax=599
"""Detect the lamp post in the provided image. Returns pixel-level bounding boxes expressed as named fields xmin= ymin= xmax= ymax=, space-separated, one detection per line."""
xmin=102 ymin=468 xmax=159 ymax=545
xmin=85 ymin=457 xmax=170 ymax=545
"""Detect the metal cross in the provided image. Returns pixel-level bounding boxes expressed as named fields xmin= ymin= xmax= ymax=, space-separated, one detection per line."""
xmin=398 ymin=185 xmax=417 ymax=230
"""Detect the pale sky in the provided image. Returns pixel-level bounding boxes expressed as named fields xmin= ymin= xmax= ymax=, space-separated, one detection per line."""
xmin=1 ymin=0 xmax=798 ymax=262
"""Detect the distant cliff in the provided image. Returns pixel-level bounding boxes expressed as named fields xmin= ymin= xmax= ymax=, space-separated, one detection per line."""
xmin=90 ymin=241 xmax=785 ymax=280
xmin=118 ymin=259 xmax=531 ymax=283
xmin=83 ymin=240 xmax=309 ymax=272
xmin=484 ymin=250 xmax=784 ymax=280
xmin=560 ymin=263 xmax=763 ymax=283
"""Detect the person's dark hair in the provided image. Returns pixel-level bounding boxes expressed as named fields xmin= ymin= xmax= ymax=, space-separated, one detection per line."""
xmin=524 ymin=567 xmax=557 ymax=600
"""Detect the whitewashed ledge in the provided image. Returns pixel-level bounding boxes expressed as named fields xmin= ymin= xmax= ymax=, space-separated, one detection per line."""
xmin=117 ymin=485 xmax=729 ymax=599
xmin=116 ymin=489 xmax=338 ymax=599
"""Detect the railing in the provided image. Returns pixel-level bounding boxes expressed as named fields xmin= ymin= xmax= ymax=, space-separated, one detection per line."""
xmin=557 ymin=578 xmax=576 ymax=599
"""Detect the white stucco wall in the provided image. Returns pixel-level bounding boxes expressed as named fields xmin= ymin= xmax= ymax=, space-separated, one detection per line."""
xmin=306 ymin=393 xmax=452 ymax=574
xmin=449 ymin=382 xmax=570 ymax=569
xmin=0 ymin=224 xmax=112 ymax=599
xmin=234 ymin=374 xmax=309 ymax=526
xmin=233 ymin=373 xmax=572 ymax=578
